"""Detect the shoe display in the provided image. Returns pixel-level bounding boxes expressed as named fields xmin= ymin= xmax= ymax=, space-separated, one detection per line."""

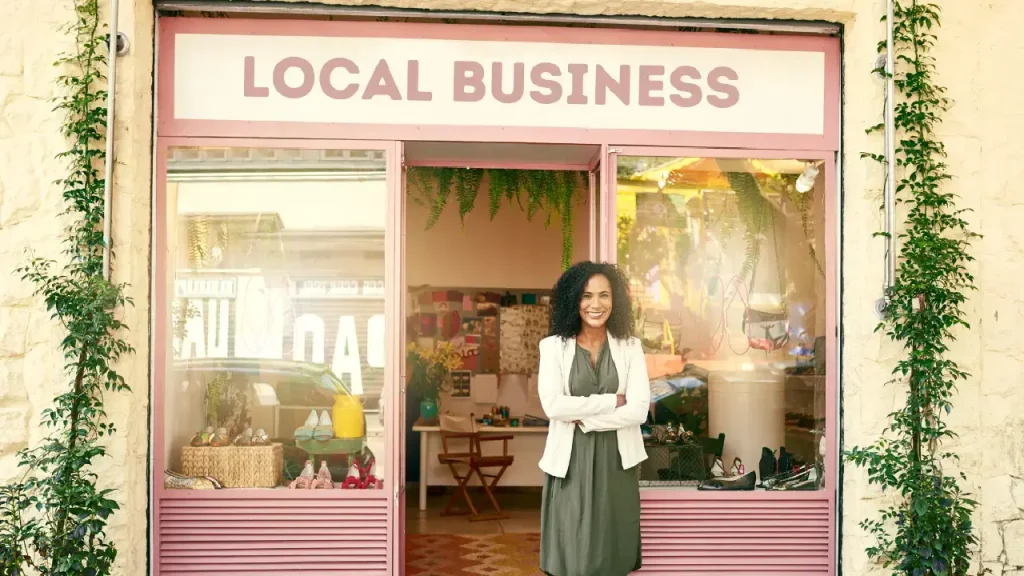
xmin=252 ymin=428 xmax=269 ymax=446
xmin=729 ymin=457 xmax=745 ymax=476
xmin=313 ymin=411 xmax=334 ymax=441
xmin=190 ymin=426 xmax=214 ymax=447
xmin=698 ymin=471 xmax=756 ymax=491
xmin=294 ymin=410 xmax=318 ymax=441
xmin=764 ymin=464 xmax=824 ymax=491
xmin=341 ymin=463 xmax=362 ymax=489
xmin=778 ymin=446 xmax=792 ymax=474
xmin=232 ymin=427 xmax=253 ymax=446
xmin=773 ymin=466 xmax=820 ymax=491
xmin=758 ymin=447 xmax=777 ymax=483
xmin=289 ymin=460 xmax=315 ymax=489
xmin=311 ymin=461 xmax=333 ymax=489
xmin=664 ymin=422 xmax=679 ymax=443
xmin=709 ymin=457 xmax=725 ymax=477
xmin=210 ymin=427 xmax=231 ymax=447
xmin=359 ymin=457 xmax=378 ymax=489
xmin=367 ymin=462 xmax=383 ymax=489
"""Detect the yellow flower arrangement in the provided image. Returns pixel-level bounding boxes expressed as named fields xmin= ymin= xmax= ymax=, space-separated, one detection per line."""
xmin=406 ymin=341 xmax=463 ymax=403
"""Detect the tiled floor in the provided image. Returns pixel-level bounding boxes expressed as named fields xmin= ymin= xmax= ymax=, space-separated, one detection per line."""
xmin=405 ymin=485 xmax=542 ymax=535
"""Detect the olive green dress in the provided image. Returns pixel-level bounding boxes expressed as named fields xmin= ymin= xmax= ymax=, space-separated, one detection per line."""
xmin=540 ymin=341 xmax=642 ymax=576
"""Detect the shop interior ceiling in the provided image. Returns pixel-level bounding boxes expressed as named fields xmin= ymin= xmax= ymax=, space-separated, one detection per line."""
xmin=155 ymin=1 xmax=840 ymax=36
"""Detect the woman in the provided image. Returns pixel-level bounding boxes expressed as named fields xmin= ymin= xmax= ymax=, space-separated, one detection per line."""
xmin=537 ymin=261 xmax=651 ymax=576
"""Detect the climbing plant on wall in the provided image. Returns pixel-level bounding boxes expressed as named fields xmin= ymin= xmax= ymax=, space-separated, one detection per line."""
xmin=408 ymin=167 xmax=584 ymax=270
xmin=847 ymin=3 xmax=977 ymax=575
xmin=0 ymin=1 xmax=132 ymax=574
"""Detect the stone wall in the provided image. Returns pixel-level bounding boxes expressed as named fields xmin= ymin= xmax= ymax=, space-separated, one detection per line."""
xmin=1 ymin=0 xmax=1022 ymax=574
xmin=0 ymin=1 xmax=153 ymax=575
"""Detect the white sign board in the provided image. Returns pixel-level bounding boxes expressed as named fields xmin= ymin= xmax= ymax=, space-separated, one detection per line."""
xmin=171 ymin=28 xmax=829 ymax=137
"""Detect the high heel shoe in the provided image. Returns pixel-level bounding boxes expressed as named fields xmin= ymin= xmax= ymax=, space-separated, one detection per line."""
xmin=313 ymin=411 xmax=334 ymax=441
xmin=730 ymin=457 xmax=745 ymax=476
xmin=341 ymin=463 xmax=362 ymax=489
xmin=311 ymin=461 xmax=333 ymax=489
xmin=294 ymin=410 xmax=318 ymax=441
xmin=764 ymin=467 xmax=813 ymax=490
xmin=709 ymin=457 xmax=725 ymax=477
xmin=758 ymin=447 xmax=777 ymax=483
xmin=358 ymin=457 xmax=378 ymax=489
xmin=698 ymin=471 xmax=756 ymax=491
xmin=775 ymin=468 xmax=819 ymax=491
xmin=777 ymin=446 xmax=792 ymax=474
xmin=289 ymin=460 xmax=315 ymax=489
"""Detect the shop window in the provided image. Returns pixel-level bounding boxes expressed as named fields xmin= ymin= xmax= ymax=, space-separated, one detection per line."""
xmin=616 ymin=155 xmax=827 ymax=491
xmin=162 ymin=146 xmax=389 ymax=492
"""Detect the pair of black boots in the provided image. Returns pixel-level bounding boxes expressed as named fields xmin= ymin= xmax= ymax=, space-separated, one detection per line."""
xmin=758 ymin=446 xmax=792 ymax=484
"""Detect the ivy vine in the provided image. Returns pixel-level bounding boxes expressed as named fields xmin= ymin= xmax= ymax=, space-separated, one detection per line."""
xmin=847 ymin=3 xmax=977 ymax=575
xmin=409 ymin=167 xmax=583 ymax=270
xmin=0 ymin=1 xmax=132 ymax=574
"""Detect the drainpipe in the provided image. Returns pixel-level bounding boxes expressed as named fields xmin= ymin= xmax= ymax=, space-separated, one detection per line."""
xmin=102 ymin=0 xmax=120 ymax=281
xmin=883 ymin=0 xmax=896 ymax=293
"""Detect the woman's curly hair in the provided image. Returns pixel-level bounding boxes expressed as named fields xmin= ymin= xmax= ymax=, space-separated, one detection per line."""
xmin=548 ymin=261 xmax=635 ymax=340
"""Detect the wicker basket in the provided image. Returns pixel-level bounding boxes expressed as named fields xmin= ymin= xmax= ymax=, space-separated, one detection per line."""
xmin=181 ymin=443 xmax=283 ymax=488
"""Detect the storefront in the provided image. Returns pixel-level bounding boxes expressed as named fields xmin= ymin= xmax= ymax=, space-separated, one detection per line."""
xmin=155 ymin=15 xmax=839 ymax=575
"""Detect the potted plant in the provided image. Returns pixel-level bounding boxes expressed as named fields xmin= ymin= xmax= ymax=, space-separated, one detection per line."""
xmin=406 ymin=341 xmax=462 ymax=423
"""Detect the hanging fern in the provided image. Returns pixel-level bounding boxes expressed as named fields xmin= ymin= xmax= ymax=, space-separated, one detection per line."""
xmin=504 ymin=169 xmax=523 ymax=207
xmin=557 ymin=172 xmax=577 ymax=270
xmin=487 ymin=169 xmax=505 ymax=220
xmin=723 ymin=171 xmax=768 ymax=283
xmin=425 ymin=167 xmax=454 ymax=229
xmin=454 ymin=168 xmax=483 ymax=225
xmin=524 ymin=170 xmax=547 ymax=222
xmin=408 ymin=166 xmax=436 ymax=207
xmin=409 ymin=166 xmax=578 ymax=270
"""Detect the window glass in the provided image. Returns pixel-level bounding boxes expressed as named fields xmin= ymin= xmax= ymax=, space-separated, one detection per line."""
xmin=617 ymin=156 xmax=827 ymax=490
xmin=163 ymin=146 xmax=389 ymax=491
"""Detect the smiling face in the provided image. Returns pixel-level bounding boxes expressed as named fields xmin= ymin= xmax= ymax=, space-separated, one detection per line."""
xmin=579 ymin=274 xmax=613 ymax=331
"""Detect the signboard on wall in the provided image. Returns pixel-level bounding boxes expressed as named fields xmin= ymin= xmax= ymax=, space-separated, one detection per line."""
xmin=161 ymin=19 xmax=839 ymax=148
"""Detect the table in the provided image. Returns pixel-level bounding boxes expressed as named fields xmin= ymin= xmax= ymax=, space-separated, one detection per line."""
xmin=412 ymin=421 xmax=548 ymax=511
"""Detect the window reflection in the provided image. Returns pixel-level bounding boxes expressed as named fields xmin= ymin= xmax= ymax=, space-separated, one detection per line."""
xmin=619 ymin=156 xmax=827 ymax=490
xmin=163 ymin=146 xmax=388 ymax=492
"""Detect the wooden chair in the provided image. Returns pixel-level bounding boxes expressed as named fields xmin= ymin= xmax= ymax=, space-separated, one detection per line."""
xmin=437 ymin=415 xmax=515 ymax=521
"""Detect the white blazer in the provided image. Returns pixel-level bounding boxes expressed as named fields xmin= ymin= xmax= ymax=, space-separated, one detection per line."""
xmin=536 ymin=335 xmax=651 ymax=478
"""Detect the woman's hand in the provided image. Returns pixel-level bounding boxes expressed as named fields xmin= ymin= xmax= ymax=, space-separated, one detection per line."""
xmin=616 ymin=394 xmax=626 ymax=408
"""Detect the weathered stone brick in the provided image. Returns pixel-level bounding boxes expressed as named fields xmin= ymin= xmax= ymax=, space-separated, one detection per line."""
xmin=0 ymin=405 xmax=30 ymax=452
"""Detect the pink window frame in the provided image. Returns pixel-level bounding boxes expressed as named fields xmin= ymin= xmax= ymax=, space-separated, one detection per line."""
xmin=604 ymin=146 xmax=839 ymax=575
xmin=602 ymin=145 xmax=839 ymax=493
xmin=153 ymin=136 xmax=403 ymax=574
xmin=154 ymin=15 xmax=842 ymax=576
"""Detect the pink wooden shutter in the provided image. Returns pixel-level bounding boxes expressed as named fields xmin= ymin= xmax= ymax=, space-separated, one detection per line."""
xmin=638 ymin=492 xmax=832 ymax=575
xmin=157 ymin=494 xmax=389 ymax=575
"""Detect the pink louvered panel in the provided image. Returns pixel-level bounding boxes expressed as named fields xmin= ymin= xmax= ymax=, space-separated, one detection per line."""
xmin=158 ymin=496 xmax=389 ymax=575
xmin=637 ymin=493 xmax=831 ymax=576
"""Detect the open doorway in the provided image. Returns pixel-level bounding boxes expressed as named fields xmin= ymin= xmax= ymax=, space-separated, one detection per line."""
xmin=402 ymin=141 xmax=600 ymax=575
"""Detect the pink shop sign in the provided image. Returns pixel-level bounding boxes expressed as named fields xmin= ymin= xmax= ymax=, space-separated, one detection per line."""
xmin=170 ymin=28 xmax=830 ymax=137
